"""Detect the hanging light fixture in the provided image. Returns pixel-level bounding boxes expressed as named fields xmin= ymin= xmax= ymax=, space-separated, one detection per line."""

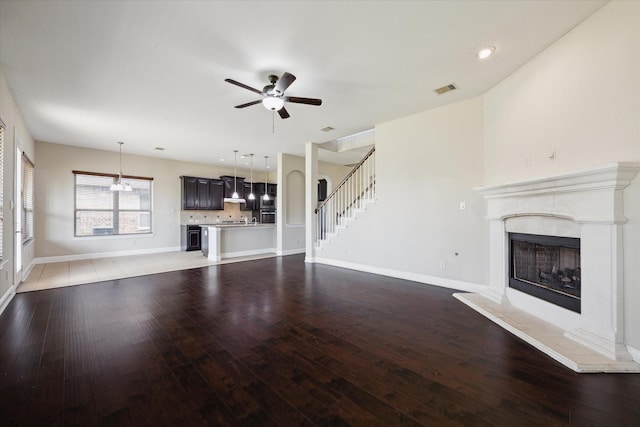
xmin=224 ymin=149 xmax=246 ymax=203
xmin=109 ymin=141 xmax=132 ymax=192
xmin=263 ymin=155 xmax=270 ymax=201
xmin=248 ymin=154 xmax=255 ymax=200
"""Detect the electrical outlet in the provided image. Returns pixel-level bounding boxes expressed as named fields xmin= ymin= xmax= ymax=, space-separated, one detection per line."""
xmin=440 ymin=260 xmax=446 ymax=269
xmin=525 ymin=153 xmax=532 ymax=167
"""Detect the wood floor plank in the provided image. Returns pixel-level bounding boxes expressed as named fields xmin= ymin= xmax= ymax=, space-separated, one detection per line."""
xmin=1 ymin=254 xmax=640 ymax=426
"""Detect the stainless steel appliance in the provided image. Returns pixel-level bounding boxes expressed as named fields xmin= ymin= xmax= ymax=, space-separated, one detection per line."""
xmin=260 ymin=210 xmax=276 ymax=223
xmin=260 ymin=197 xmax=276 ymax=210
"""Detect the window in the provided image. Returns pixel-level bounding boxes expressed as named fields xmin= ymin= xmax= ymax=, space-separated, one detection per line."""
xmin=73 ymin=171 xmax=153 ymax=237
xmin=22 ymin=154 xmax=34 ymax=244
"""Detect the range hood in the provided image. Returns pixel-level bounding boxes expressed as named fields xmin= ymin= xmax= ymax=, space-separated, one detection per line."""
xmin=223 ymin=197 xmax=246 ymax=204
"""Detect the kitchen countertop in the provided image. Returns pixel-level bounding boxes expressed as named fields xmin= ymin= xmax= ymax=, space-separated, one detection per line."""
xmin=199 ymin=223 xmax=275 ymax=228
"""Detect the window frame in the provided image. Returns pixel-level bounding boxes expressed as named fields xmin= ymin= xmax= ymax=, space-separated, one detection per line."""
xmin=22 ymin=153 xmax=34 ymax=245
xmin=72 ymin=170 xmax=154 ymax=237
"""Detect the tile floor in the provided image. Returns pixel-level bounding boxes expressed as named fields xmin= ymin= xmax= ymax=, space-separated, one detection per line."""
xmin=454 ymin=292 xmax=640 ymax=373
xmin=18 ymin=250 xmax=276 ymax=293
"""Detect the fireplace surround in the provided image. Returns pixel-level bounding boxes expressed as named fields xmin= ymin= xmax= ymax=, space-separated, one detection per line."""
xmin=474 ymin=162 xmax=640 ymax=365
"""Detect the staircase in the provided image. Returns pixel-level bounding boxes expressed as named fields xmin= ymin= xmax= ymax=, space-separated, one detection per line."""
xmin=315 ymin=147 xmax=376 ymax=249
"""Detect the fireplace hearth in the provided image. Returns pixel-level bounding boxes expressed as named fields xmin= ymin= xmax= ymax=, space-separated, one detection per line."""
xmin=509 ymin=233 xmax=581 ymax=313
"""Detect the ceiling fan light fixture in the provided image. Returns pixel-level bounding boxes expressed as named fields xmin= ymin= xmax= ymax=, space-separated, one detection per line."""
xmin=262 ymin=96 xmax=285 ymax=111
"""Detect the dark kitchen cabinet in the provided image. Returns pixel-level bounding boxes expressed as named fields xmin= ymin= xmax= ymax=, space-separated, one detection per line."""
xmin=220 ymin=175 xmax=245 ymax=199
xmin=208 ymin=179 xmax=224 ymax=210
xmin=318 ymin=179 xmax=327 ymax=201
xmin=182 ymin=177 xmax=198 ymax=209
xmin=242 ymin=181 xmax=260 ymax=211
xmin=253 ymin=182 xmax=266 ymax=201
xmin=267 ymin=183 xmax=277 ymax=198
xmin=181 ymin=225 xmax=201 ymax=251
xmin=181 ymin=176 xmax=224 ymax=210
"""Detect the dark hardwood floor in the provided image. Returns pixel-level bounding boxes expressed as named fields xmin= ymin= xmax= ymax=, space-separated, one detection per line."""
xmin=1 ymin=254 xmax=639 ymax=426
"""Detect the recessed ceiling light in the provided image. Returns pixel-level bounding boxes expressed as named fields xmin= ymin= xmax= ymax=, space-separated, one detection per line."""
xmin=219 ymin=158 xmax=225 ymax=162
xmin=320 ymin=126 xmax=335 ymax=132
xmin=477 ymin=46 xmax=496 ymax=59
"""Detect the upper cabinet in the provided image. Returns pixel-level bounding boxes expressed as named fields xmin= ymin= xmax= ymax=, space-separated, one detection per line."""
xmin=182 ymin=177 xmax=199 ymax=210
xmin=220 ymin=175 xmax=245 ymax=199
xmin=181 ymin=176 xmax=224 ymax=210
xmin=208 ymin=179 xmax=224 ymax=210
xmin=267 ymin=183 xmax=277 ymax=198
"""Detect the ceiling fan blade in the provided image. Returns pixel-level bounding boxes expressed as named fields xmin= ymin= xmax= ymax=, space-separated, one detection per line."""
xmin=278 ymin=107 xmax=290 ymax=119
xmin=285 ymin=96 xmax=322 ymax=106
xmin=234 ymin=100 xmax=262 ymax=108
xmin=274 ymin=72 xmax=296 ymax=94
xmin=225 ymin=78 xmax=263 ymax=95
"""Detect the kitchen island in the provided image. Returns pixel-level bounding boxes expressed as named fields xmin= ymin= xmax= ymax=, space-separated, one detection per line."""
xmin=201 ymin=224 xmax=276 ymax=261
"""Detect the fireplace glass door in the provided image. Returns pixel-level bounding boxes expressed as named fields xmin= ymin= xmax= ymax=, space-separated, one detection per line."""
xmin=509 ymin=233 xmax=581 ymax=313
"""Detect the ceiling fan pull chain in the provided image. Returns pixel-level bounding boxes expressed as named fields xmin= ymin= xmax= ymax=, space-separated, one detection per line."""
xmin=272 ymin=110 xmax=275 ymax=134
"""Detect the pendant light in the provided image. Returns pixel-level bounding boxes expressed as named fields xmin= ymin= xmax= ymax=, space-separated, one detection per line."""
xmin=109 ymin=141 xmax=132 ymax=192
xmin=248 ymin=154 xmax=255 ymax=200
xmin=223 ymin=149 xmax=246 ymax=203
xmin=263 ymin=155 xmax=270 ymax=201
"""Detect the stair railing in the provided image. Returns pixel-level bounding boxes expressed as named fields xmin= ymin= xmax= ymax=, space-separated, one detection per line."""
xmin=315 ymin=146 xmax=376 ymax=246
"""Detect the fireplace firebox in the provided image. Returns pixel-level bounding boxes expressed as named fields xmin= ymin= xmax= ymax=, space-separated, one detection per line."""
xmin=509 ymin=233 xmax=581 ymax=313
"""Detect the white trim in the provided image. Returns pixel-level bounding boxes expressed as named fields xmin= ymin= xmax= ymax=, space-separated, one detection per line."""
xmin=628 ymin=346 xmax=640 ymax=364
xmin=73 ymin=232 xmax=156 ymax=241
xmin=277 ymin=248 xmax=305 ymax=256
xmin=221 ymin=248 xmax=276 ymax=259
xmin=34 ymin=246 xmax=181 ymax=264
xmin=0 ymin=286 xmax=16 ymax=316
xmin=475 ymin=162 xmax=640 ymax=199
xmin=311 ymin=256 xmax=486 ymax=293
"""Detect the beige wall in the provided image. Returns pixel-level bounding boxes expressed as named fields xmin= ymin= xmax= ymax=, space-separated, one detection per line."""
xmin=483 ymin=1 xmax=639 ymax=185
xmin=0 ymin=70 xmax=36 ymax=306
xmin=317 ymin=96 xmax=488 ymax=288
xmin=34 ymin=141 xmax=271 ymax=259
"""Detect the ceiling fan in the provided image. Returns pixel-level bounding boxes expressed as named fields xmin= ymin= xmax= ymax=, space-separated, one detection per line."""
xmin=224 ymin=72 xmax=322 ymax=119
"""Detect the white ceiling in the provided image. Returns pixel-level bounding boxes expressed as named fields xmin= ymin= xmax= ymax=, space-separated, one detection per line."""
xmin=0 ymin=0 xmax=606 ymax=171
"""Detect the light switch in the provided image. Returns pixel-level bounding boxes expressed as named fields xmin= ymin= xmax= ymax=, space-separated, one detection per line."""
xmin=459 ymin=201 xmax=466 ymax=210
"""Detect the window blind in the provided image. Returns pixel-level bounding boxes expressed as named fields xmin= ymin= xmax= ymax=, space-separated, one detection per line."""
xmin=22 ymin=154 xmax=34 ymax=243
xmin=73 ymin=171 xmax=153 ymax=236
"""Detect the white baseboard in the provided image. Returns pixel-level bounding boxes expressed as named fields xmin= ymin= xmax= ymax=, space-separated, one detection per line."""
xmin=34 ymin=246 xmax=182 ymax=264
xmin=221 ymin=248 xmax=276 ymax=259
xmin=277 ymin=248 xmax=305 ymax=256
xmin=311 ymin=256 xmax=486 ymax=293
xmin=0 ymin=286 xmax=17 ymax=316
xmin=628 ymin=345 xmax=640 ymax=364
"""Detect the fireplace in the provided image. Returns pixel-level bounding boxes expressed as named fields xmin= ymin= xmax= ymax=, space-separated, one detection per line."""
xmin=474 ymin=162 xmax=640 ymax=363
xmin=509 ymin=233 xmax=580 ymax=313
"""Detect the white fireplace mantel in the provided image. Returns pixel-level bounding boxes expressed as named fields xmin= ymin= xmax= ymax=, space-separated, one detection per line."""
xmin=472 ymin=162 xmax=640 ymax=368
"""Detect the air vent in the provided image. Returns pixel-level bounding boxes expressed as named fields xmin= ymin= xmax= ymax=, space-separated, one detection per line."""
xmin=320 ymin=126 xmax=335 ymax=132
xmin=434 ymin=83 xmax=457 ymax=95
